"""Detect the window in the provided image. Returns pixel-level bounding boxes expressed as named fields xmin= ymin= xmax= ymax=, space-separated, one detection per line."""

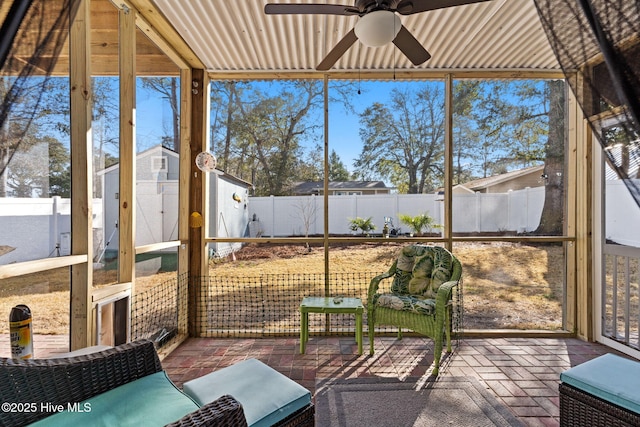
xmin=151 ymin=156 xmax=167 ymax=172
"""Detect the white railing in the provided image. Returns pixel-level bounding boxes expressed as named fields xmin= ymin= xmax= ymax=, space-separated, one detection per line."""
xmin=602 ymin=243 xmax=640 ymax=351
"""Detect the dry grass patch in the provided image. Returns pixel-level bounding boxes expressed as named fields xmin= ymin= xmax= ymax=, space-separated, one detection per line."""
xmin=1 ymin=241 xmax=565 ymax=334
xmin=214 ymin=241 xmax=564 ymax=330
xmin=0 ymin=268 xmax=178 ymax=334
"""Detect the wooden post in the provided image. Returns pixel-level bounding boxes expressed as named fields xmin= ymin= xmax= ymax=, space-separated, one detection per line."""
xmin=118 ymin=4 xmax=136 ymax=291
xmin=188 ymin=69 xmax=208 ymax=336
xmin=323 ymin=75 xmax=329 ymax=295
xmin=565 ymin=83 xmax=578 ymax=336
xmin=178 ymin=69 xmax=192 ymax=279
xmin=69 ymin=0 xmax=93 ymax=349
xmin=323 ymin=75 xmax=330 ymax=332
xmin=444 ymin=74 xmax=453 ymax=251
xmin=573 ymin=77 xmax=593 ymax=340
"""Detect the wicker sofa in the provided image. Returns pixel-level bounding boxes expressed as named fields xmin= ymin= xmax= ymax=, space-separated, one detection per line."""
xmin=0 ymin=339 xmax=314 ymax=427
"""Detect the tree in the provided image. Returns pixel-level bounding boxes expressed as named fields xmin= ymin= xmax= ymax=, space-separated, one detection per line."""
xmin=7 ymin=142 xmax=48 ymax=197
xmin=296 ymin=144 xmax=323 ymax=183
xmin=328 ymin=150 xmax=350 ymax=181
xmin=452 ymin=80 xmax=482 ymax=184
xmin=533 ymin=80 xmax=566 ymax=235
xmin=0 ymin=76 xmax=54 ymax=196
xmin=472 ymin=82 xmax=518 ymax=178
xmin=92 ymin=78 xmax=119 ymax=197
xmin=227 ymin=81 xmax=325 ymax=195
xmin=140 ymin=77 xmax=180 ymax=152
xmin=48 ymin=137 xmax=71 ymax=197
xmin=355 ymin=84 xmax=445 ymax=194
xmin=292 ymin=197 xmax=318 ymax=250
xmin=211 ymin=81 xmax=244 ymax=170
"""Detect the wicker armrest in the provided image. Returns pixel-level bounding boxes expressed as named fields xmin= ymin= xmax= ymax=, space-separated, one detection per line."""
xmin=0 ymin=339 xmax=162 ymax=426
xmin=165 ymin=395 xmax=248 ymax=427
xmin=367 ymin=262 xmax=397 ymax=305
xmin=436 ymin=279 xmax=459 ymax=306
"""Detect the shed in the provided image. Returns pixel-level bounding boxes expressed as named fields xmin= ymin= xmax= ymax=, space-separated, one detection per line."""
xmin=98 ymin=145 xmax=252 ymax=265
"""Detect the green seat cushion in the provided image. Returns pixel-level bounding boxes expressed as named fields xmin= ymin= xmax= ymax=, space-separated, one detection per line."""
xmin=183 ymin=358 xmax=311 ymax=427
xmin=29 ymin=371 xmax=199 ymax=427
xmin=374 ymin=293 xmax=436 ymax=315
xmin=560 ymin=353 xmax=640 ymax=414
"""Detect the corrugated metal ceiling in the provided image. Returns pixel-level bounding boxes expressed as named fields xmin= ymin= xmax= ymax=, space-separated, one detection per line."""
xmin=152 ymin=0 xmax=560 ymax=74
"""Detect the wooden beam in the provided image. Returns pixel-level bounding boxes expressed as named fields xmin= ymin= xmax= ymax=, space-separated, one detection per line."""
xmin=115 ymin=0 xmax=189 ymax=69
xmin=123 ymin=0 xmax=204 ymax=69
xmin=0 ymin=255 xmax=87 ymax=280
xmin=135 ymin=241 xmax=181 ymax=255
xmin=133 ymin=10 xmax=189 ymax=70
xmin=208 ymin=69 xmax=567 ymax=81
xmin=205 ymin=236 xmax=574 ymax=244
xmin=69 ymin=0 xmax=93 ymax=350
xmin=118 ymin=4 xmax=136 ymax=289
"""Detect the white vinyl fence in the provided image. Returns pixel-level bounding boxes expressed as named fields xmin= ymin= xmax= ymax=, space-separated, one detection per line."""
xmin=605 ymin=180 xmax=640 ymax=247
xmin=3 ymin=183 xmax=640 ymax=265
xmin=248 ymin=187 xmax=546 ymax=237
xmin=0 ymin=196 xmax=103 ymax=265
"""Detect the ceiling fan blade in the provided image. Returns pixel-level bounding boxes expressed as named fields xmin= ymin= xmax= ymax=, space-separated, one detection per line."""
xmin=393 ymin=25 xmax=431 ymax=66
xmin=316 ymin=28 xmax=358 ymax=71
xmin=265 ymin=4 xmax=358 ymax=15
xmin=396 ymin=0 xmax=491 ymax=15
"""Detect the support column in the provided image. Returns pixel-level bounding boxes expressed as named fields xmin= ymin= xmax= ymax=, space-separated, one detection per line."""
xmin=69 ymin=0 xmax=93 ymax=349
xmin=188 ymin=69 xmax=208 ymax=336
xmin=118 ymin=4 xmax=136 ymax=290
xmin=444 ymin=74 xmax=453 ymax=251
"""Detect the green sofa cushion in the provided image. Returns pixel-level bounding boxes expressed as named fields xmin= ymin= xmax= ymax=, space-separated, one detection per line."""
xmin=183 ymin=358 xmax=311 ymax=427
xmin=29 ymin=371 xmax=199 ymax=427
xmin=560 ymin=353 xmax=640 ymax=414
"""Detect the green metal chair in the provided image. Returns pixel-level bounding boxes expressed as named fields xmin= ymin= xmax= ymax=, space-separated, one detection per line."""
xmin=367 ymin=245 xmax=462 ymax=375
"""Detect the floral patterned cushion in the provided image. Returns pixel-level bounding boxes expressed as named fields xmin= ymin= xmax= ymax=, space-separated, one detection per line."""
xmin=388 ymin=245 xmax=454 ymax=301
xmin=374 ymin=293 xmax=436 ymax=315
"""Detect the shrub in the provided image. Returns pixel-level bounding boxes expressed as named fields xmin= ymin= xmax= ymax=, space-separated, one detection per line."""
xmin=348 ymin=217 xmax=376 ymax=235
xmin=398 ymin=213 xmax=442 ymax=236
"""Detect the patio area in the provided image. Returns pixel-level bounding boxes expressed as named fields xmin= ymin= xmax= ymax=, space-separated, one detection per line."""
xmin=160 ymin=336 xmax=617 ymax=427
xmin=0 ymin=333 xmax=626 ymax=426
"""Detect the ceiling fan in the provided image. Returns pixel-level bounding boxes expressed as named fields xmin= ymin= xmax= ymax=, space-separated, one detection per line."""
xmin=264 ymin=0 xmax=491 ymax=70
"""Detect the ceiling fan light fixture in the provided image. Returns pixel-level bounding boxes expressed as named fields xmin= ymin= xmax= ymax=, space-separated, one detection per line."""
xmin=354 ymin=10 xmax=401 ymax=47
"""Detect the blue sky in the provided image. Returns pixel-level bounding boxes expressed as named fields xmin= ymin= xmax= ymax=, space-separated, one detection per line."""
xmin=135 ymin=80 xmax=377 ymax=172
xmin=135 ymin=79 xmax=444 ymax=174
xmin=328 ymin=81 xmax=386 ymax=170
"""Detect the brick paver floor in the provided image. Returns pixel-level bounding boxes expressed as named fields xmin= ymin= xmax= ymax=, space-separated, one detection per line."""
xmin=0 ymin=334 xmax=625 ymax=426
xmin=163 ymin=336 xmax=620 ymax=427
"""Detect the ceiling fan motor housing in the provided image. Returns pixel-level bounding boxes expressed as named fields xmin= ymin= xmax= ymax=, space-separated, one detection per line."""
xmin=354 ymin=11 xmax=401 ymax=47
xmin=354 ymin=0 xmax=403 ymax=13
